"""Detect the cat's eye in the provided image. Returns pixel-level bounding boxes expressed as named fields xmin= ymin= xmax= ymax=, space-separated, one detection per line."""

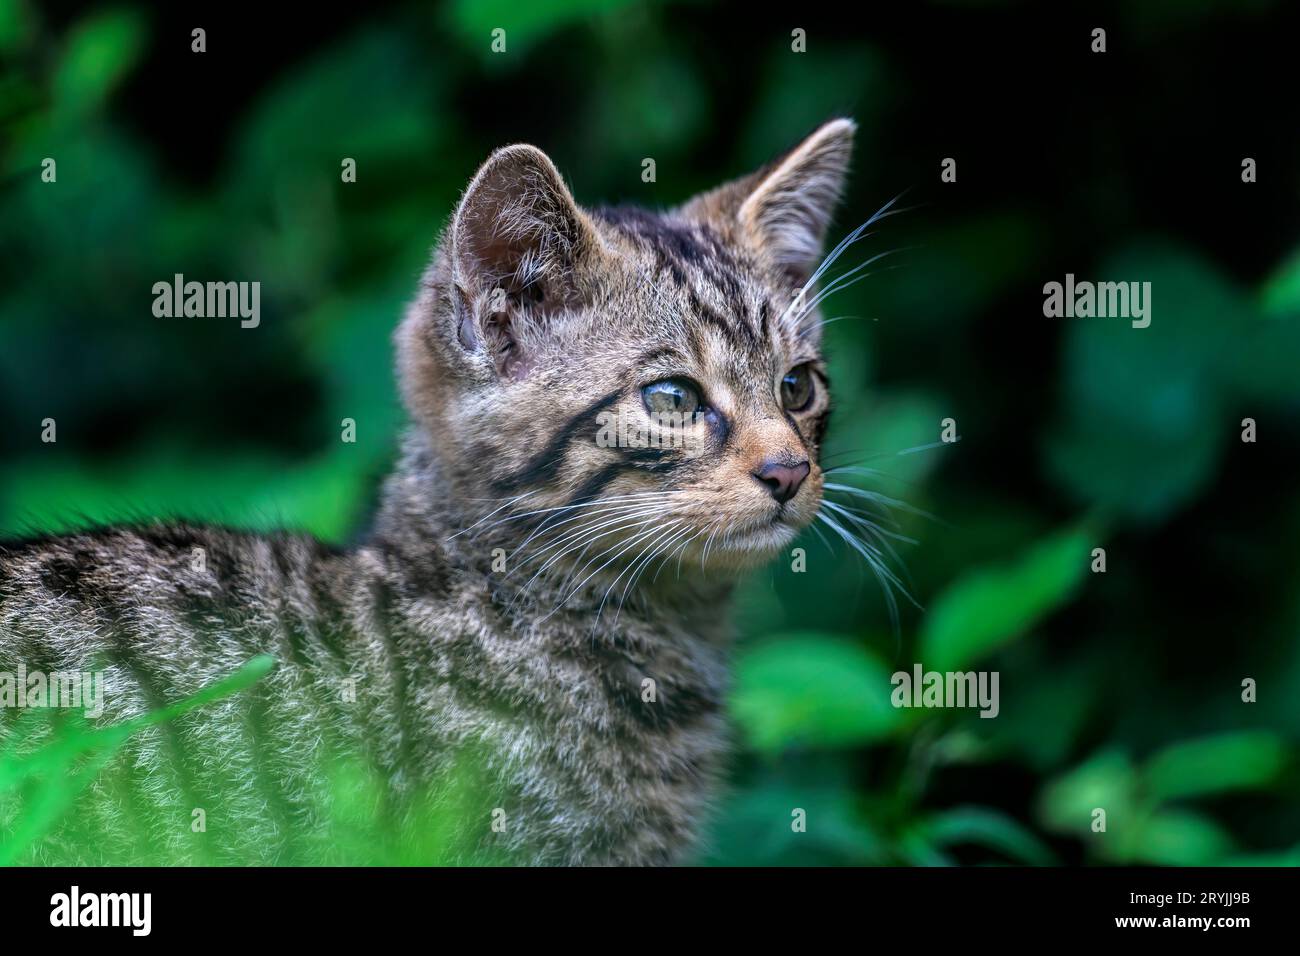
xmin=781 ymin=365 xmax=815 ymax=411
xmin=642 ymin=379 xmax=700 ymax=417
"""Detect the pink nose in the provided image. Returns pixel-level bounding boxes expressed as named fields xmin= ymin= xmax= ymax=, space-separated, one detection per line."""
xmin=753 ymin=460 xmax=810 ymax=504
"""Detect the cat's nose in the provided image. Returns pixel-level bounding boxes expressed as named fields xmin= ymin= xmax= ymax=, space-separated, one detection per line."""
xmin=753 ymin=460 xmax=810 ymax=504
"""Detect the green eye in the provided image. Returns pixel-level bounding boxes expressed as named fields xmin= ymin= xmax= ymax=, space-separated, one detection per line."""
xmin=642 ymin=379 xmax=700 ymax=417
xmin=781 ymin=365 xmax=815 ymax=411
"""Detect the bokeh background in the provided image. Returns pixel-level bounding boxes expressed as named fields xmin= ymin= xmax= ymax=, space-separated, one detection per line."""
xmin=2 ymin=0 xmax=1299 ymax=865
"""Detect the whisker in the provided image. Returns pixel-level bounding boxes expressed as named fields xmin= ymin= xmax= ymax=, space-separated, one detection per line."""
xmin=509 ymin=494 xmax=683 ymax=558
xmin=507 ymin=512 xmax=666 ymax=613
xmin=471 ymin=491 xmax=678 ymax=540
xmin=542 ymin=522 xmax=672 ymax=623
xmin=446 ymin=491 xmax=536 ymax=540
xmin=516 ymin=506 xmax=666 ymax=576
xmin=776 ymin=194 xmax=905 ymax=331
xmin=823 ymin=481 xmax=933 ymax=525
xmin=778 ymin=193 xmax=911 ymax=333
xmin=790 ymin=248 xmax=909 ymax=334
xmin=606 ymin=521 xmax=694 ymax=628
xmin=817 ymin=510 xmax=910 ymax=635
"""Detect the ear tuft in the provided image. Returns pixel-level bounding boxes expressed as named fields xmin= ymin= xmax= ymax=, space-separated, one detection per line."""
xmin=679 ymin=119 xmax=855 ymax=286
xmin=738 ymin=118 xmax=855 ymax=283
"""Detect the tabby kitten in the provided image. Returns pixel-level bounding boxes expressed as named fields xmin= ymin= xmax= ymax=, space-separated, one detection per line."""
xmin=0 ymin=119 xmax=857 ymax=865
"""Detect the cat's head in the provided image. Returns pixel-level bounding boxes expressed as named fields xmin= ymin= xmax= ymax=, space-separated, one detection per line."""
xmin=398 ymin=119 xmax=855 ymax=575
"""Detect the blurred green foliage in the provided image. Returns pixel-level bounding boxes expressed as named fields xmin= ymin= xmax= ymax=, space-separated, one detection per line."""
xmin=1 ymin=0 xmax=1298 ymax=865
xmin=1 ymin=655 xmax=274 ymax=864
xmin=1 ymin=656 xmax=503 ymax=864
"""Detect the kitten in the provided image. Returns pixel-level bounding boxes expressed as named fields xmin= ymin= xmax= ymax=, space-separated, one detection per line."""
xmin=0 ymin=118 xmax=856 ymax=865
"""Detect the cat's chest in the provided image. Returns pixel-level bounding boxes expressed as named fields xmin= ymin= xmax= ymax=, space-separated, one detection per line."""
xmin=538 ymin=604 xmax=729 ymax=714
xmin=395 ymin=590 xmax=730 ymax=862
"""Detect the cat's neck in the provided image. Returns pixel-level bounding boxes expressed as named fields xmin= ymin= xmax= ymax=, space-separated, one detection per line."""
xmin=366 ymin=429 xmax=737 ymax=628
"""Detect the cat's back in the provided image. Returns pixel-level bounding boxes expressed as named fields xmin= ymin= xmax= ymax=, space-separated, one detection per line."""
xmin=1 ymin=524 xmax=349 ymax=673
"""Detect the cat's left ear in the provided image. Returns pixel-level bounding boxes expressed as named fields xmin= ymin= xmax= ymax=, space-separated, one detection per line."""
xmin=682 ymin=118 xmax=855 ymax=285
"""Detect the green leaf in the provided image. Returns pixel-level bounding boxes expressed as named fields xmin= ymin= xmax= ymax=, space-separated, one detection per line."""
xmin=1260 ymin=246 xmax=1300 ymax=316
xmin=920 ymin=523 xmax=1092 ymax=671
xmin=52 ymin=9 xmax=146 ymax=116
xmin=731 ymin=633 xmax=900 ymax=752
xmin=1143 ymin=731 xmax=1288 ymax=802
xmin=1137 ymin=809 xmax=1235 ymax=865
xmin=1038 ymin=747 xmax=1256 ymax=864
xmin=923 ymin=805 xmax=1057 ymax=865
xmin=1038 ymin=749 xmax=1137 ymax=839
xmin=0 ymin=0 xmax=32 ymax=55
xmin=132 ymin=655 xmax=276 ymax=730
xmin=700 ymin=769 xmax=884 ymax=866
xmin=232 ymin=29 xmax=442 ymax=182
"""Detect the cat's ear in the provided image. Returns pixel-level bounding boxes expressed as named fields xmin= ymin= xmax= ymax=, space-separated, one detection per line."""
xmin=449 ymin=144 xmax=603 ymax=379
xmin=683 ymin=118 xmax=855 ymax=285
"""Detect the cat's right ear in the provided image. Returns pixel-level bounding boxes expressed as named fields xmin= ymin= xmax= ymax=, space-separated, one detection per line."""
xmin=679 ymin=118 xmax=855 ymax=288
xmin=446 ymin=144 xmax=604 ymax=380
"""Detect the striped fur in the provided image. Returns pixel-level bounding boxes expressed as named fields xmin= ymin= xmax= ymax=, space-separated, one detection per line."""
xmin=0 ymin=119 xmax=856 ymax=865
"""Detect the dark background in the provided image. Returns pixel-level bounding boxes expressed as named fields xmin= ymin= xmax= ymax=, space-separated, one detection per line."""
xmin=2 ymin=0 xmax=1298 ymax=864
